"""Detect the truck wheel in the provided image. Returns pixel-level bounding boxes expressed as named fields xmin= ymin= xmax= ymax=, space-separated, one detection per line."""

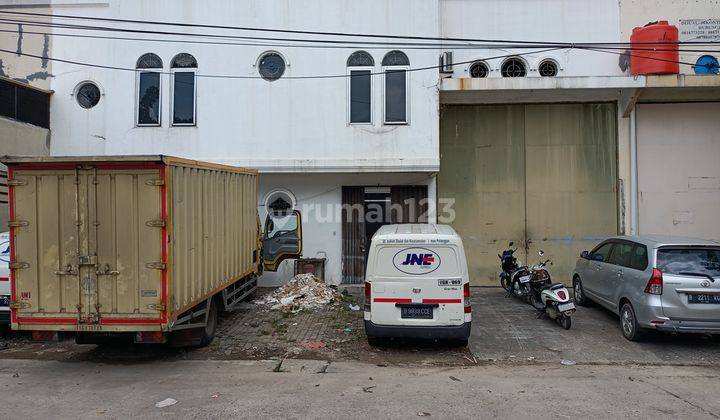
xmin=199 ymin=300 xmax=218 ymax=346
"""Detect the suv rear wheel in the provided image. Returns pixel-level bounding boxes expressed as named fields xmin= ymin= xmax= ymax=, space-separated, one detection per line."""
xmin=620 ymin=302 xmax=646 ymax=341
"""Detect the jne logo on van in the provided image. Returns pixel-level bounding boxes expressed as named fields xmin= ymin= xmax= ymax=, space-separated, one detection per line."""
xmin=393 ymin=247 xmax=441 ymax=275
xmin=401 ymin=254 xmax=435 ymax=266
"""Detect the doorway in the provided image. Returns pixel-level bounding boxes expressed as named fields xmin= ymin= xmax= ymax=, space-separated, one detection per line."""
xmin=341 ymin=185 xmax=428 ymax=284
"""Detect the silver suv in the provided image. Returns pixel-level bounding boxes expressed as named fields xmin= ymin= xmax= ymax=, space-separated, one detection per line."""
xmin=572 ymin=235 xmax=720 ymax=341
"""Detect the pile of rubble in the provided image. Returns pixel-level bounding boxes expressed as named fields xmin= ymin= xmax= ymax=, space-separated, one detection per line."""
xmin=258 ymin=273 xmax=339 ymax=312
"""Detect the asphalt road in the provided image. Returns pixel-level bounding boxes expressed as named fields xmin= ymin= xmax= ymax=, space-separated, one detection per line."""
xmin=1 ymin=358 xmax=719 ymax=419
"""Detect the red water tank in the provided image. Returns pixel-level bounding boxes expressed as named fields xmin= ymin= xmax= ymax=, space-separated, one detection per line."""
xmin=630 ymin=21 xmax=679 ymax=75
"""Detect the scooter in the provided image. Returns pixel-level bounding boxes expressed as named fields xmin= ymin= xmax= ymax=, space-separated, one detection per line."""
xmin=527 ymin=251 xmax=576 ymax=330
xmin=498 ymin=242 xmax=530 ymax=300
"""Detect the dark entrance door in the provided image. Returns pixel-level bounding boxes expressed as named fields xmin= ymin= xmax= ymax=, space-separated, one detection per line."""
xmin=341 ymin=185 xmax=428 ymax=284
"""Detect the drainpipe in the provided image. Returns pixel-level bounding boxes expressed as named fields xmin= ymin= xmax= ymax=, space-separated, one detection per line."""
xmin=629 ymin=108 xmax=638 ymax=235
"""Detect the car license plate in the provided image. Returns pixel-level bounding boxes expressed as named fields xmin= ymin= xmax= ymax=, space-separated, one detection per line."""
xmin=400 ymin=306 xmax=433 ymax=319
xmin=558 ymin=302 xmax=575 ymax=312
xmin=519 ymin=275 xmax=531 ymax=284
xmin=687 ymin=294 xmax=720 ymax=304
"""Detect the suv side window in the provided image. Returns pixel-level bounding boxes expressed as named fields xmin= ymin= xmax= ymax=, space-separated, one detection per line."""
xmin=607 ymin=242 xmax=633 ymax=267
xmin=629 ymin=244 xmax=648 ymax=270
xmin=590 ymin=242 xmax=614 ymax=262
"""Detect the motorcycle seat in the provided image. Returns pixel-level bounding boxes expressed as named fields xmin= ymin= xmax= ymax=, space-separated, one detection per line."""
xmin=541 ymin=283 xmax=565 ymax=291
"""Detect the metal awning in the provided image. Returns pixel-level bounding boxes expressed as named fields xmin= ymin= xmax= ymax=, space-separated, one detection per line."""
xmin=440 ymin=75 xmax=720 ymax=117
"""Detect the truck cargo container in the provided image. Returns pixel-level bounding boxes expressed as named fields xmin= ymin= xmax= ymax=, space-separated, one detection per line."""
xmin=2 ymin=155 xmax=302 ymax=345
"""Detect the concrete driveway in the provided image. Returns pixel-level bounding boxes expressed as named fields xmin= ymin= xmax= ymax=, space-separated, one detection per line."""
xmin=470 ymin=288 xmax=720 ymax=365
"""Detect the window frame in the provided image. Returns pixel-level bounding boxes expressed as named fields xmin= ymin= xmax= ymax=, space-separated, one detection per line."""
xmin=170 ymin=66 xmax=197 ymax=127
xmin=382 ymin=64 xmax=410 ymax=125
xmin=346 ymin=66 xmax=374 ymax=125
xmin=135 ymin=70 xmax=162 ymax=127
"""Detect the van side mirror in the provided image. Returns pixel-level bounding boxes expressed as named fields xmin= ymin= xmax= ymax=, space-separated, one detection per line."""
xmin=581 ymin=251 xmax=589 ymax=259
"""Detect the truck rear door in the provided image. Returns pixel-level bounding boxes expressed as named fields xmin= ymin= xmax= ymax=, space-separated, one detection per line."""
xmin=10 ymin=164 xmax=165 ymax=329
xmin=370 ymin=245 xmax=465 ymax=326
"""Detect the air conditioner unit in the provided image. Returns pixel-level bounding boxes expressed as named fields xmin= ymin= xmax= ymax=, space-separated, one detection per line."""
xmin=440 ymin=51 xmax=453 ymax=73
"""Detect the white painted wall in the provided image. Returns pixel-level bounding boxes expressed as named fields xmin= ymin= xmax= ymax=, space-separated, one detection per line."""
xmin=258 ymin=173 xmax=437 ymax=286
xmin=47 ymin=0 xmax=440 ymax=173
xmin=637 ymin=103 xmax=720 ymax=240
xmin=440 ymin=0 xmax=624 ymax=78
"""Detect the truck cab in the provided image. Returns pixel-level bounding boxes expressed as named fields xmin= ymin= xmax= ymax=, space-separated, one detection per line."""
xmin=363 ymin=224 xmax=471 ymax=346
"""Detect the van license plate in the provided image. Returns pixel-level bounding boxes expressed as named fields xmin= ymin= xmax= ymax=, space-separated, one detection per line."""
xmin=688 ymin=294 xmax=720 ymax=304
xmin=401 ymin=306 xmax=433 ymax=319
xmin=438 ymin=279 xmax=461 ymax=286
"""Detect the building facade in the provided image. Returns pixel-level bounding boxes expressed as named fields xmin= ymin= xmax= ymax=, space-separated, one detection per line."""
xmin=2 ymin=0 xmax=719 ymax=286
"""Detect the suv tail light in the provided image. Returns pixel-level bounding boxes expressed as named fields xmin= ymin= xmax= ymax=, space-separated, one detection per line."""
xmin=364 ymin=282 xmax=371 ymax=311
xmin=463 ymin=283 xmax=471 ymax=313
xmin=645 ymin=268 xmax=663 ymax=295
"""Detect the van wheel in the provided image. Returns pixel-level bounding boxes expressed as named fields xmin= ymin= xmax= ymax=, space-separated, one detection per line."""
xmin=454 ymin=338 xmax=469 ymax=347
xmin=367 ymin=336 xmax=382 ymax=346
xmin=199 ymin=300 xmax=218 ymax=346
xmin=573 ymin=276 xmax=589 ymax=307
xmin=620 ymin=303 xmax=646 ymax=342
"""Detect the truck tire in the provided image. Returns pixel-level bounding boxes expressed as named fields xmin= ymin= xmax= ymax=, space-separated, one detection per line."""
xmin=199 ymin=300 xmax=218 ymax=346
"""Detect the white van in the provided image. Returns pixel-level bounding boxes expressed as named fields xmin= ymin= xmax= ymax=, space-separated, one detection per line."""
xmin=363 ymin=224 xmax=471 ymax=345
xmin=0 ymin=231 xmax=10 ymax=325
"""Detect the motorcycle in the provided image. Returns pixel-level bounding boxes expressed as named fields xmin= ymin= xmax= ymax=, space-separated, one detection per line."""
xmin=499 ymin=245 xmax=575 ymax=329
xmin=526 ymin=251 xmax=576 ymax=330
xmin=498 ymin=242 xmax=531 ymax=301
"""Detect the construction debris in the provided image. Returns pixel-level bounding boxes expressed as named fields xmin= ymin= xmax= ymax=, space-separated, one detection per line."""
xmin=258 ymin=273 xmax=339 ymax=312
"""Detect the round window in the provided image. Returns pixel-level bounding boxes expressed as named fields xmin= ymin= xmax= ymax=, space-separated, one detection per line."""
xmin=75 ymin=82 xmax=101 ymax=109
xmin=469 ymin=62 xmax=489 ymax=78
xmin=258 ymin=52 xmax=286 ymax=81
xmin=501 ymin=58 xmax=527 ymax=78
xmin=538 ymin=60 xmax=559 ymax=77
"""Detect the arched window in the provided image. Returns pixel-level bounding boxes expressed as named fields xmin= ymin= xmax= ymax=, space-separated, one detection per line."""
xmin=171 ymin=53 xmax=197 ymax=125
xmin=347 ymin=51 xmax=374 ymax=124
xmin=381 ymin=51 xmax=409 ymax=124
xmin=136 ymin=53 xmax=162 ymax=126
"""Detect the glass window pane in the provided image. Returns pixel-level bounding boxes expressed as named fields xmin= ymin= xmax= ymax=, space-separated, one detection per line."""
xmin=350 ymin=70 xmax=371 ymax=123
xmin=0 ymin=79 xmax=16 ymax=119
xmin=173 ymin=72 xmax=195 ymax=124
xmin=657 ymin=247 xmax=720 ymax=277
xmin=591 ymin=243 xmax=613 ymax=262
xmin=629 ymin=245 xmax=648 ymax=270
xmin=138 ymin=72 xmax=160 ymax=125
xmin=607 ymin=243 xmax=633 ymax=267
xmin=385 ymin=70 xmax=406 ymax=123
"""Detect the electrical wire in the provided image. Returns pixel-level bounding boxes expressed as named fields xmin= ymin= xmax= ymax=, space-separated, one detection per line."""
xmin=2 ymin=11 xmax=720 ymax=47
xmin=2 ymin=26 xmax=720 ymax=54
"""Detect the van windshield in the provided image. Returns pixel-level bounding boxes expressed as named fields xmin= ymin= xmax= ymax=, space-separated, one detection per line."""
xmin=374 ymin=245 xmax=461 ymax=277
xmin=657 ymin=247 xmax=720 ymax=277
